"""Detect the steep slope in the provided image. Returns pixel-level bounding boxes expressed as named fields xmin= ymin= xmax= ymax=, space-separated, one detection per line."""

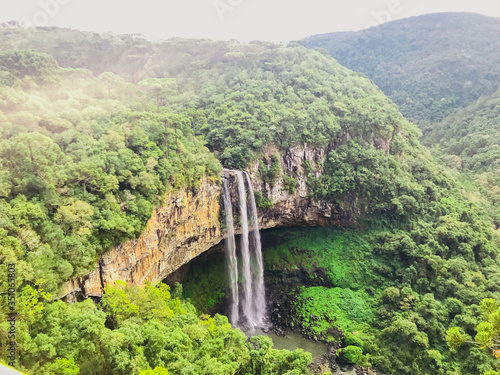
xmin=424 ymin=87 xmax=500 ymax=225
xmin=306 ymin=12 xmax=500 ymax=126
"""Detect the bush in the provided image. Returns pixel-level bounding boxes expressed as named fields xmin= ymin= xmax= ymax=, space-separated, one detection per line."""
xmin=254 ymin=191 xmax=274 ymax=209
xmin=345 ymin=333 xmax=364 ymax=349
xmin=283 ymin=174 xmax=298 ymax=194
xmin=337 ymin=345 xmax=363 ymax=364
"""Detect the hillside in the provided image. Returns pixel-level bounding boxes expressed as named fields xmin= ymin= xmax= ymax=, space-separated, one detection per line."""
xmin=424 ymin=87 xmax=500 ymax=226
xmin=306 ymin=12 xmax=500 ymax=126
xmin=0 ymin=27 xmax=500 ymax=375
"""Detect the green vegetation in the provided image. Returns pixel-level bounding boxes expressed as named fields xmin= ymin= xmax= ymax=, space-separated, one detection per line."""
xmin=447 ymin=298 xmax=500 ymax=357
xmin=0 ymin=50 xmax=58 ymax=81
xmin=180 ymin=256 xmax=227 ymax=313
xmin=306 ymin=12 xmax=500 ymax=126
xmin=0 ymin=25 xmax=500 ymax=375
xmin=260 ymin=156 xmax=281 ymax=188
xmin=423 ymin=87 xmax=500 ymax=226
xmin=1 ymin=27 xmax=411 ymax=168
xmin=307 ymin=136 xmax=449 ymax=220
xmin=337 ymin=346 xmax=363 ymax=365
xmin=264 ymin=228 xmax=378 ymax=289
xmin=0 ymin=51 xmax=221 ymax=293
xmin=0 ymin=281 xmax=314 ymax=375
xmin=299 ymin=15 xmax=500 ymax=373
xmin=292 ymin=286 xmax=373 ymax=341
xmin=263 ymin=221 xmax=500 ymax=374
xmin=282 ymin=174 xmax=298 ymax=194
xmin=254 ymin=191 xmax=274 ymax=210
xmin=0 ymin=33 xmax=410 ymax=375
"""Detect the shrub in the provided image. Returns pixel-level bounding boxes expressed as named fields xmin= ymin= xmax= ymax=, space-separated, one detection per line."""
xmin=337 ymin=345 xmax=363 ymax=364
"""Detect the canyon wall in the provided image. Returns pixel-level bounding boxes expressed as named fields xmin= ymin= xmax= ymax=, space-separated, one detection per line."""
xmin=62 ymin=144 xmax=360 ymax=300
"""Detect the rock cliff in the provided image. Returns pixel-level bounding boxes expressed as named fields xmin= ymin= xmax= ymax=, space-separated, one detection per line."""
xmin=62 ymin=144 xmax=360 ymax=300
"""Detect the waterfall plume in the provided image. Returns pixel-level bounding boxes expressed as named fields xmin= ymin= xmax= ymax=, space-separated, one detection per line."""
xmin=221 ymin=178 xmax=239 ymax=325
xmin=235 ymin=171 xmax=254 ymax=329
xmin=222 ymin=169 xmax=268 ymax=331
xmin=245 ymin=171 xmax=267 ymax=327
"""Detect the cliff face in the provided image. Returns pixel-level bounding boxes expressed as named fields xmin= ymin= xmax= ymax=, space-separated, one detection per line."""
xmin=62 ymin=180 xmax=222 ymax=299
xmin=62 ymin=144 xmax=360 ymax=300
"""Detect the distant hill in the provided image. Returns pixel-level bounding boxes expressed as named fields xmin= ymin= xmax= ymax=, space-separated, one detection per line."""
xmin=426 ymin=87 xmax=500 ymax=167
xmin=306 ymin=12 xmax=500 ymax=126
xmin=424 ymin=87 xmax=500 ymax=225
xmin=0 ymin=26 xmax=261 ymax=83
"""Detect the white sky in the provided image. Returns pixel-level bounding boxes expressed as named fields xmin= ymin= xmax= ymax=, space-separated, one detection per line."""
xmin=1 ymin=0 xmax=500 ymax=42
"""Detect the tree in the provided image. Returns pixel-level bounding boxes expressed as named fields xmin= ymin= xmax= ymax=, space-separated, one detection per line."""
xmin=447 ymin=298 xmax=500 ymax=357
xmin=97 ymin=72 xmax=127 ymax=98
xmin=138 ymin=78 xmax=176 ymax=112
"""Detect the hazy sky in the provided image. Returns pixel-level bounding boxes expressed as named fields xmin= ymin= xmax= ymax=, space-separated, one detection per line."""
xmin=1 ymin=0 xmax=500 ymax=42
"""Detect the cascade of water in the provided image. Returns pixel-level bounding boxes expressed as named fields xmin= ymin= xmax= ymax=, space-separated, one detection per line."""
xmin=221 ymin=169 xmax=267 ymax=331
xmin=235 ymin=171 xmax=254 ymax=329
xmin=221 ymin=178 xmax=239 ymax=325
xmin=244 ymin=171 xmax=267 ymax=327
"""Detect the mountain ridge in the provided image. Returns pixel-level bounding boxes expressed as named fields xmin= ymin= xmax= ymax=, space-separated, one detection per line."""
xmin=306 ymin=12 xmax=500 ymax=126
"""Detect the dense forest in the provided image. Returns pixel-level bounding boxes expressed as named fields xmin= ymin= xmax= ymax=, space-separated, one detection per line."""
xmin=0 ymin=23 xmax=500 ymax=375
xmin=423 ymin=87 xmax=500 ymax=227
xmin=306 ymin=12 xmax=500 ymax=126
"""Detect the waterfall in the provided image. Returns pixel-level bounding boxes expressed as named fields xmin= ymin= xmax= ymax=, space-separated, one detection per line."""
xmin=221 ymin=179 xmax=239 ymax=325
xmin=235 ymin=171 xmax=254 ymax=329
xmin=222 ymin=169 xmax=267 ymax=331
xmin=245 ymin=171 xmax=267 ymax=327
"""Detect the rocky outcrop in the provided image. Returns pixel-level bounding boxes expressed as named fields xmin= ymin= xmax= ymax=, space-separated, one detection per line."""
xmin=62 ymin=180 xmax=222 ymax=299
xmin=62 ymin=144 xmax=360 ymax=300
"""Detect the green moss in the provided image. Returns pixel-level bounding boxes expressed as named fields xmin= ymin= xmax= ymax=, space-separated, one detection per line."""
xmin=263 ymin=227 xmax=386 ymax=289
xmin=181 ymin=256 xmax=227 ymax=313
xmin=292 ymin=286 xmax=374 ymax=342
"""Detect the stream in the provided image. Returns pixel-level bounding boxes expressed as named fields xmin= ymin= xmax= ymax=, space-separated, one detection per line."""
xmin=254 ymin=329 xmax=330 ymax=361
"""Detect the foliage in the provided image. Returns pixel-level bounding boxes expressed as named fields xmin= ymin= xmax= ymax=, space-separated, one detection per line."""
xmin=0 ymin=28 xmax=410 ymax=168
xmin=139 ymin=367 xmax=169 ymax=375
xmin=263 ymin=227 xmax=380 ymax=289
xmin=291 ymin=286 xmax=373 ymax=342
xmin=447 ymin=298 xmax=500 ymax=358
xmin=424 ymin=87 xmax=500 ymax=226
xmin=306 ymin=13 xmax=500 ymax=126
xmin=306 ymin=136 xmax=449 ymax=219
xmin=0 ymin=50 xmax=58 ymax=81
xmin=180 ymin=255 xmax=227 ymax=313
xmin=259 ymin=155 xmax=282 ymax=188
xmin=247 ymin=336 xmax=312 ymax=375
xmin=282 ymin=175 xmax=298 ymax=194
xmin=4 ymin=282 xmax=315 ymax=375
xmin=0 ymin=59 xmax=221 ymax=292
xmin=254 ymin=191 xmax=274 ymax=210
xmin=1 ymin=26 xmax=500 ymax=375
xmin=262 ymin=205 xmax=500 ymax=375
xmin=337 ymin=346 xmax=363 ymax=365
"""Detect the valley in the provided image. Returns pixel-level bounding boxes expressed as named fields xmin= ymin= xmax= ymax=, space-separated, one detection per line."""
xmin=1 ymin=12 xmax=500 ymax=375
